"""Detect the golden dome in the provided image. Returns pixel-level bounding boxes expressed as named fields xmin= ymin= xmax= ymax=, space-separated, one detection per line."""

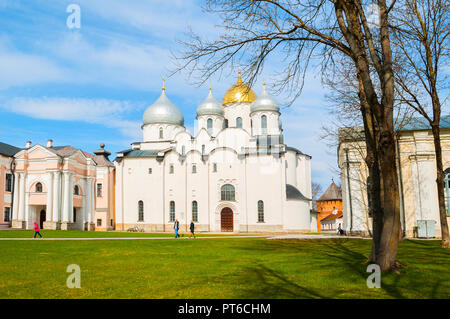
xmin=222 ymin=71 xmax=257 ymax=105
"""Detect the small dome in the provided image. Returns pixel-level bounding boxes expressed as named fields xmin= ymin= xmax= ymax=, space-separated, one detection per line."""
xmin=250 ymin=84 xmax=279 ymax=113
xmin=197 ymin=89 xmax=224 ymax=117
xmin=223 ymin=71 xmax=257 ymax=105
xmin=143 ymin=89 xmax=184 ymax=126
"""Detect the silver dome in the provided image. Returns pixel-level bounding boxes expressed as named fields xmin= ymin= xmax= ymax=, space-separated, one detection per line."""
xmin=250 ymin=85 xmax=279 ymax=113
xmin=143 ymin=90 xmax=184 ymax=126
xmin=197 ymin=89 xmax=224 ymax=117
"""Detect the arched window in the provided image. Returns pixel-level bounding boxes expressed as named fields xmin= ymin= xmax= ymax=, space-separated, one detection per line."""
xmin=221 ymin=184 xmax=235 ymax=201
xmin=169 ymin=164 xmax=174 ymax=174
xmin=159 ymin=127 xmax=164 ymax=139
xmin=224 ymin=119 xmax=229 ymax=129
xmin=192 ymin=164 xmax=197 ymax=174
xmin=261 ymin=115 xmax=267 ymax=134
xmin=35 ymin=182 xmax=43 ymax=193
xmin=192 ymin=201 xmax=198 ymax=222
xmin=236 ymin=117 xmax=243 ymax=128
xmin=445 ymin=168 xmax=450 ymax=216
xmin=207 ymin=118 xmax=213 ymax=134
xmin=170 ymin=201 xmax=175 ymax=222
xmin=74 ymin=185 xmax=80 ymax=195
xmin=182 ymin=145 xmax=186 ymax=155
xmin=202 ymin=145 xmax=206 ymax=155
xmin=138 ymin=200 xmax=144 ymax=222
xmin=258 ymin=200 xmax=264 ymax=222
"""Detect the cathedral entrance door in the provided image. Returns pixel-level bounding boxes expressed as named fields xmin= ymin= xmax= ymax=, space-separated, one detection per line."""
xmin=39 ymin=210 xmax=46 ymax=229
xmin=220 ymin=207 xmax=233 ymax=232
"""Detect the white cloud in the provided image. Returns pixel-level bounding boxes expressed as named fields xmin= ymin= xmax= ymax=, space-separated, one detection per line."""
xmin=2 ymin=97 xmax=143 ymax=140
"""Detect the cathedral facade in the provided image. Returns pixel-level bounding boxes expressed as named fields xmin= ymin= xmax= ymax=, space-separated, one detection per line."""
xmin=5 ymin=73 xmax=315 ymax=233
xmin=114 ymin=73 xmax=315 ymax=232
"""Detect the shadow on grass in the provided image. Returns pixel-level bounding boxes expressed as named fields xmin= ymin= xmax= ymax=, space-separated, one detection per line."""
xmin=236 ymin=263 xmax=326 ymax=299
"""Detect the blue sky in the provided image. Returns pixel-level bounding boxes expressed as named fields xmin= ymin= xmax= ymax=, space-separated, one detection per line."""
xmin=0 ymin=0 xmax=338 ymax=190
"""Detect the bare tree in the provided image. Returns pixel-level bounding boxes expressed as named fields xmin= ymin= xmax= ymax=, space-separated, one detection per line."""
xmin=391 ymin=0 xmax=450 ymax=247
xmin=175 ymin=0 xmax=402 ymax=271
xmin=311 ymin=182 xmax=323 ymax=211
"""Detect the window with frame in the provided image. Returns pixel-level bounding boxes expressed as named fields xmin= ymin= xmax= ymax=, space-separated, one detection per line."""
xmin=97 ymin=219 xmax=102 ymax=226
xmin=224 ymin=119 xmax=229 ymax=129
xmin=169 ymin=164 xmax=174 ymax=174
xmin=236 ymin=117 xmax=243 ymax=128
xmin=258 ymin=200 xmax=264 ymax=222
xmin=170 ymin=201 xmax=175 ymax=222
xmin=221 ymin=184 xmax=235 ymax=201
xmin=5 ymin=173 xmax=12 ymax=192
xmin=192 ymin=201 xmax=198 ymax=222
xmin=445 ymin=168 xmax=450 ymax=216
xmin=97 ymin=183 xmax=103 ymax=197
xmin=182 ymin=145 xmax=186 ymax=155
xmin=110 ymin=219 xmax=114 ymax=226
xmin=74 ymin=185 xmax=80 ymax=195
xmin=192 ymin=164 xmax=197 ymax=174
xmin=207 ymin=118 xmax=213 ymax=134
xmin=4 ymin=207 xmax=11 ymax=222
xmin=159 ymin=127 xmax=164 ymax=139
xmin=261 ymin=115 xmax=267 ymax=134
xmin=148 ymin=168 xmax=152 ymax=174
xmin=138 ymin=200 xmax=144 ymax=222
xmin=35 ymin=182 xmax=43 ymax=193
xmin=202 ymin=145 xmax=205 ymax=155
xmin=213 ymin=163 xmax=217 ymax=172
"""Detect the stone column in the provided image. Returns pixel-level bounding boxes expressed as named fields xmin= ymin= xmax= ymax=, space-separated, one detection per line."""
xmin=12 ymin=172 xmax=20 ymax=220
xmin=62 ymin=172 xmax=70 ymax=223
xmin=18 ymin=172 xmax=26 ymax=221
xmin=69 ymin=174 xmax=74 ymax=223
xmin=52 ymin=172 xmax=61 ymax=223
xmin=46 ymin=172 xmax=53 ymax=223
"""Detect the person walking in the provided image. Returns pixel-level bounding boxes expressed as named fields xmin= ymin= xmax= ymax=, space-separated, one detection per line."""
xmin=33 ymin=222 xmax=43 ymax=239
xmin=189 ymin=220 xmax=196 ymax=239
xmin=174 ymin=219 xmax=180 ymax=238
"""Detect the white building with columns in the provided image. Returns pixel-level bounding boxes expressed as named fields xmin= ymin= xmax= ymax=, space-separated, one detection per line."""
xmin=337 ymin=116 xmax=450 ymax=238
xmin=115 ymin=73 xmax=315 ymax=232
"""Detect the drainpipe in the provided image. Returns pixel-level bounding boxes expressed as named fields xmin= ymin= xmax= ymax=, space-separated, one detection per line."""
xmin=9 ymin=159 xmax=16 ymax=227
xmin=345 ymin=149 xmax=353 ymax=232
xmin=396 ymin=136 xmax=406 ymax=237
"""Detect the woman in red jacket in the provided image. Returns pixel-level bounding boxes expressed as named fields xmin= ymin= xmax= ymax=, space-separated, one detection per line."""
xmin=33 ymin=222 xmax=43 ymax=238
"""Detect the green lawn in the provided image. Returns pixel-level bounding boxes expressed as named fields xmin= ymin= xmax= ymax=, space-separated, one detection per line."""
xmin=0 ymin=230 xmax=253 ymax=238
xmin=0 ymin=237 xmax=448 ymax=299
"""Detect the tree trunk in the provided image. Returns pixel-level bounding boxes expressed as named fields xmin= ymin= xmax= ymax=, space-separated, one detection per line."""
xmin=371 ymin=127 xmax=401 ymax=271
xmin=431 ymin=124 xmax=450 ymax=248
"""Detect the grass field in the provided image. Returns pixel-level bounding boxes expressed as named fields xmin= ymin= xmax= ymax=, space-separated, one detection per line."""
xmin=0 ymin=236 xmax=448 ymax=299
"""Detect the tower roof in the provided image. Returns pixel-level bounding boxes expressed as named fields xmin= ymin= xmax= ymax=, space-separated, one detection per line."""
xmin=250 ymin=83 xmax=279 ymax=114
xmin=143 ymin=85 xmax=184 ymax=126
xmin=197 ymin=89 xmax=224 ymax=117
xmin=222 ymin=71 xmax=257 ymax=104
xmin=318 ymin=181 xmax=342 ymax=201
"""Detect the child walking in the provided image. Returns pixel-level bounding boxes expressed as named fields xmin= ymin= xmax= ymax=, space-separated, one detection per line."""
xmin=33 ymin=222 xmax=43 ymax=239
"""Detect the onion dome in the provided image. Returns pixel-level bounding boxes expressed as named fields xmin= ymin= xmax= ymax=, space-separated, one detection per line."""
xmin=197 ymin=88 xmax=224 ymax=117
xmin=250 ymin=83 xmax=279 ymax=113
xmin=143 ymin=84 xmax=184 ymax=126
xmin=222 ymin=71 xmax=257 ymax=104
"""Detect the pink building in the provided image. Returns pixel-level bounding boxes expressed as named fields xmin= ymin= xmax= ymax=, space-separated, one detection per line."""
xmin=11 ymin=140 xmax=115 ymax=231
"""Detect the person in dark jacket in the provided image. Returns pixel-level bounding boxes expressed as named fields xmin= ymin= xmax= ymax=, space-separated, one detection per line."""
xmin=174 ymin=219 xmax=180 ymax=238
xmin=189 ymin=220 xmax=196 ymax=239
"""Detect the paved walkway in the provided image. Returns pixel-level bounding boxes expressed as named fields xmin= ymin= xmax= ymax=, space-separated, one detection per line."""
xmin=0 ymin=235 xmax=270 ymax=241
xmin=268 ymin=234 xmax=370 ymax=240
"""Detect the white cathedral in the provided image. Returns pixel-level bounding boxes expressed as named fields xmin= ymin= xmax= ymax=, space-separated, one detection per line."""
xmin=114 ymin=72 xmax=315 ymax=233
